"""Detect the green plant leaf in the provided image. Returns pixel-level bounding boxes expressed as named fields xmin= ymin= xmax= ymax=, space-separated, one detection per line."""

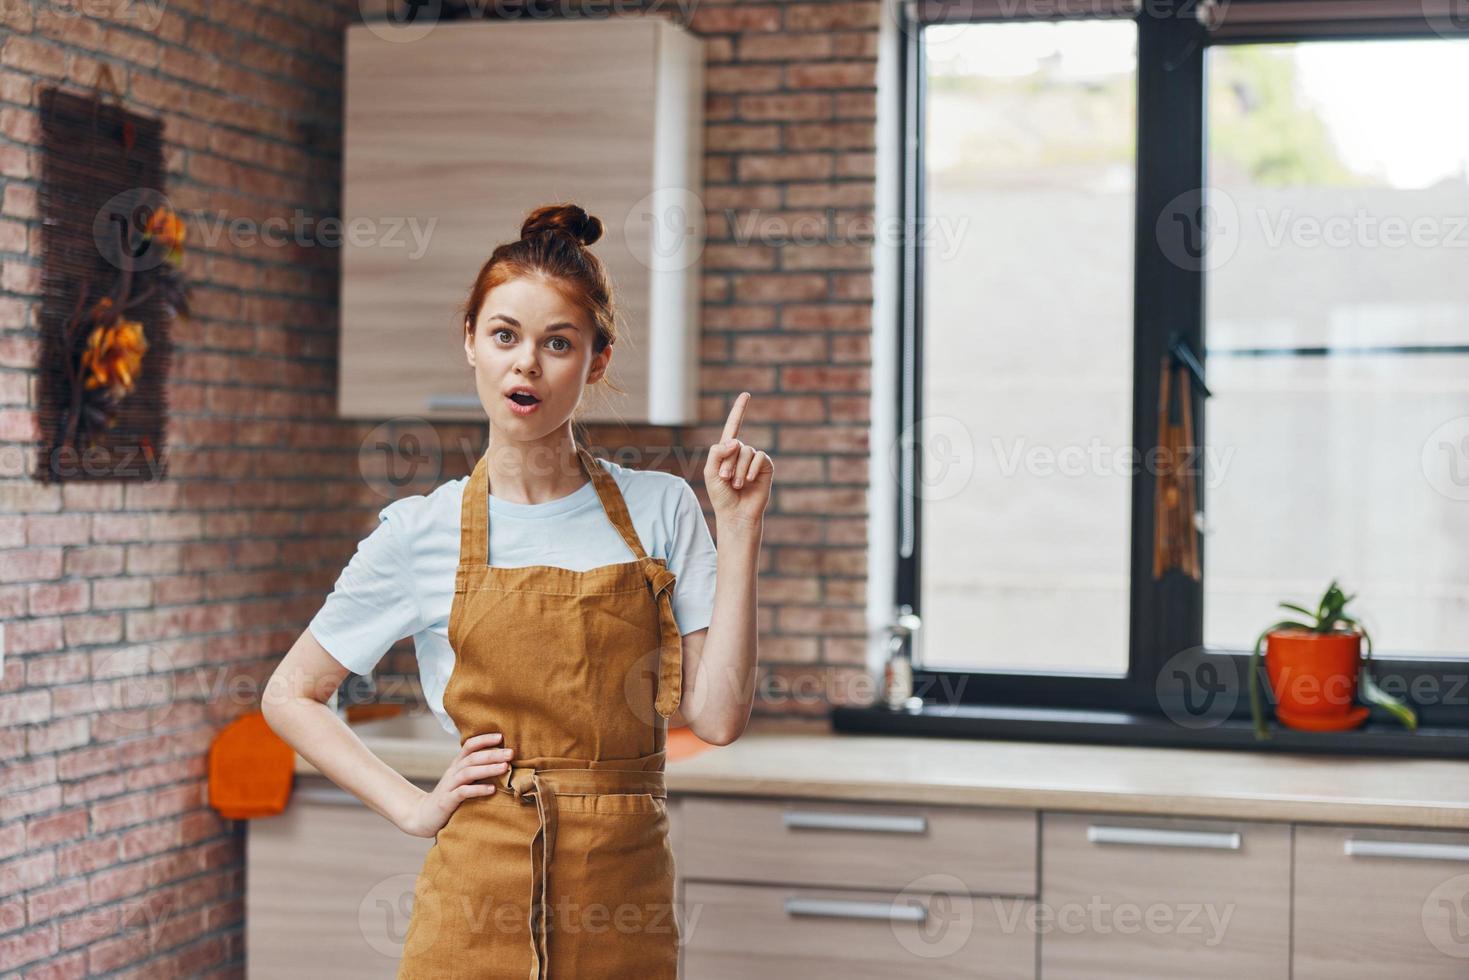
xmin=1348 ymin=621 xmax=1418 ymax=732
xmin=1360 ymin=668 xmax=1418 ymax=730
xmin=1278 ymin=601 xmax=1318 ymax=623
xmin=1317 ymin=579 xmax=1338 ymax=621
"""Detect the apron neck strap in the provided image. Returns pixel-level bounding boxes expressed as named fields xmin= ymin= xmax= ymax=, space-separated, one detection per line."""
xmin=459 ymin=445 xmax=649 ymax=566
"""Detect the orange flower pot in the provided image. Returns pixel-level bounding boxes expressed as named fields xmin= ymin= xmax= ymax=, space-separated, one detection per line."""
xmin=1264 ymin=629 xmax=1364 ymax=729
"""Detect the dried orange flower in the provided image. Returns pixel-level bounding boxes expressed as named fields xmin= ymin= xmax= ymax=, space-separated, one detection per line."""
xmin=80 ymin=317 xmax=148 ymax=394
xmin=144 ymin=208 xmax=185 ymax=264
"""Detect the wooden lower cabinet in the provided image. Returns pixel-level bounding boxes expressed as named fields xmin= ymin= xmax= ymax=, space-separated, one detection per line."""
xmin=246 ymin=783 xmax=1469 ymax=978
xmin=680 ymin=881 xmax=1036 ymax=980
xmin=1293 ymin=824 xmax=1469 ymax=978
xmin=1038 ymin=811 xmax=1291 ymax=980
xmin=247 ymin=780 xmax=434 ymax=979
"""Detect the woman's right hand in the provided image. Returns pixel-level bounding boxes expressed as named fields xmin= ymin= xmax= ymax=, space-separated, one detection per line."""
xmin=400 ymin=732 xmax=514 ymax=839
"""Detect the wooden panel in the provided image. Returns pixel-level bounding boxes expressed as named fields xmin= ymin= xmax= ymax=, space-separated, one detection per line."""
xmin=1294 ymin=824 xmax=1469 ymax=979
xmin=1039 ymin=811 xmax=1290 ymax=980
xmin=679 ymin=796 xmax=1037 ymax=896
xmin=247 ymin=781 xmax=434 ymax=979
xmin=682 ymin=881 xmax=1036 ymax=980
xmin=340 ymin=18 xmax=702 ymax=423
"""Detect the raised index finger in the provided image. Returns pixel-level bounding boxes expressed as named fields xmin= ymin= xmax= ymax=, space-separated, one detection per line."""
xmin=720 ymin=391 xmax=750 ymax=443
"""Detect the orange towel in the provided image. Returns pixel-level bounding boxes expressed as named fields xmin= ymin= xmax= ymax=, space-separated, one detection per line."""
xmin=208 ymin=709 xmax=295 ymax=819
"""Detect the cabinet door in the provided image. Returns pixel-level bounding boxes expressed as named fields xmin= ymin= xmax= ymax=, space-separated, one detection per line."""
xmin=1039 ymin=812 xmax=1290 ymax=980
xmin=682 ymin=881 xmax=1036 ymax=980
xmin=340 ymin=18 xmax=702 ymax=425
xmin=679 ymin=796 xmax=1037 ymax=896
xmin=1294 ymin=824 xmax=1469 ymax=979
xmin=247 ymin=781 xmax=433 ymax=979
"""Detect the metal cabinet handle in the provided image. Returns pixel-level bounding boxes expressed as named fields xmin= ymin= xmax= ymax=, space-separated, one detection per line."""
xmin=426 ymin=394 xmax=482 ymax=411
xmin=1344 ymin=838 xmax=1469 ymax=862
xmin=782 ymin=810 xmax=927 ymax=834
xmin=1087 ymin=824 xmax=1241 ymax=850
xmin=292 ymin=785 xmax=365 ymax=806
xmin=292 ymin=782 xmax=435 ymax=807
xmin=784 ymin=897 xmax=927 ymax=923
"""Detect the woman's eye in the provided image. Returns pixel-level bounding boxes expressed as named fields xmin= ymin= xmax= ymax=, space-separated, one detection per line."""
xmin=547 ymin=337 xmax=570 ymax=352
xmin=494 ymin=328 xmax=514 ymax=343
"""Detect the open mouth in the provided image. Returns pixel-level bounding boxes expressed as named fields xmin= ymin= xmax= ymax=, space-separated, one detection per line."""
xmin=507 ymin=392 xmax=540 ymax=406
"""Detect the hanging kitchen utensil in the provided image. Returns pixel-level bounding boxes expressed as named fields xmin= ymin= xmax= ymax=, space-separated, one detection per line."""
xmin=1153 ymin=334 xmax=1208 ymax=580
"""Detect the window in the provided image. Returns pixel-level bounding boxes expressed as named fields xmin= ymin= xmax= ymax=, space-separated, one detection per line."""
xmin=920 ymin=20 xmax=1138 ymax=675
xmin=896 ymin=4 xmax=1469 ymax=746
xmin=1203 ymin=40 xmax=1469 ymax=661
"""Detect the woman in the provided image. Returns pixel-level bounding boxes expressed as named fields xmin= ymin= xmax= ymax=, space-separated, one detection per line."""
xmin=264 ymin=203 xmax=770 ymax=978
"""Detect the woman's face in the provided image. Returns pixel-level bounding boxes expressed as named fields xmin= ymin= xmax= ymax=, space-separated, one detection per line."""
xmin=464 ymin=276 xmax=610 ymax=438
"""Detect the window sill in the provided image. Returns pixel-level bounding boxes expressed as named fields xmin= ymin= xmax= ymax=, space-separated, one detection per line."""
xmin=829 ymin=702 xmax=1469 ymax=760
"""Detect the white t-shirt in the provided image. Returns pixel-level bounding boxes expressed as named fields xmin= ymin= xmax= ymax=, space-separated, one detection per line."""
xmin=308 ymin=455 xmax=719 ymax=735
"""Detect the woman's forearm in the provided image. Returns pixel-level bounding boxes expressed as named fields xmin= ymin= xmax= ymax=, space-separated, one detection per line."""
xmin=262 ymin=693 xmax=426 ymax=832
xmin=689 ymin=516 xmax=761 ymax=743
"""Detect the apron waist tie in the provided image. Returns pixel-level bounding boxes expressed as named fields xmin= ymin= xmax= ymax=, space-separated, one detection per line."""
xmin=503 ymin=758 xmax=668 ymax=980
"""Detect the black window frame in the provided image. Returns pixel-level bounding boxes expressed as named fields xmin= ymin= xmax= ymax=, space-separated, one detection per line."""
xmin=895 ymin=1 xmax=1469 ymax=743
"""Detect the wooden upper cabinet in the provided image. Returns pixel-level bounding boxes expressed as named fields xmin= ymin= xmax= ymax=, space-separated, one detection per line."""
xmin=339 ymin=17 xmax=705 ymax=424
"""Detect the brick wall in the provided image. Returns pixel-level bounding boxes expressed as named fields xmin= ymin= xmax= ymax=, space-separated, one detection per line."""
xmin=0 ymin=0 xmax=879 ymax=973
xmin=691 ymin=0 xmax=880 ymax=718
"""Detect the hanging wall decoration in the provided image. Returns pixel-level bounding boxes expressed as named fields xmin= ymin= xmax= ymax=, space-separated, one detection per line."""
xmin=35 ymin=68 xmax=189 ymax=483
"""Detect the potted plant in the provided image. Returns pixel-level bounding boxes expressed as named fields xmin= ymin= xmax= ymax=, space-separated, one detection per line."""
xmin=1248 ymin=580 xmax=1417 ymax=740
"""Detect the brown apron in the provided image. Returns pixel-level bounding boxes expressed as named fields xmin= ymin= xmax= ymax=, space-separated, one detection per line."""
xmin=397 ymin=445 xmax=684 ymax=980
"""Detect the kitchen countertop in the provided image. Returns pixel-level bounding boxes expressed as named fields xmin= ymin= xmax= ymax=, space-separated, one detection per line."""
xmin=295 ymin=713 xmax=1469 ymax=830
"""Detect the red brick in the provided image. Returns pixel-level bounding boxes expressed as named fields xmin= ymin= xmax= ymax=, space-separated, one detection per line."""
xmin=785 ymin=4 xmax=882 ymax=31
xmin=706 ymin=64 xmax=783 ymax=93
xmin=0 ymin=924 xmax=60 ymax=972
xmin=783 ymin=304 xmax=871 ymax=330
xmin=740 ymin=152 xmax=834 ymax=182
xmin=732 ymin=274 xmax=828 ymax=303
xmin=787 ymin=61 xmax=877 ymax=90
xmin=779 ymin=487 xmax=867 ymax=515
xmin=780 ymin=243 xmax=870 ymax=270
xmin=738 ymin=93 xmax=832 ymax=121
xmin=835 ymin=92 xmax=878 ymax=120
xmin=785 ymin=121 xmax=875 ymax=151
xmin=27 ymin=582 xmax=88 ymax=616
xmin=689 ymin=6 xmax=783 ymax=33
xmin=0 ymin=37 xmax=67 ymax=79
xmin=781 ymin=366 xmax=869 ymax=392
xmin=26 ymin=809 xmax=88 ymax=850
xmin=739 ymin=34 xmax=834 ymax=61
xmin=732 ymin=335 xmax=828 ymax=363
xmin=705 ymin=123 xmax=780 ymax=152
xmin=1 ymin=547 xmax=63 ymax=583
